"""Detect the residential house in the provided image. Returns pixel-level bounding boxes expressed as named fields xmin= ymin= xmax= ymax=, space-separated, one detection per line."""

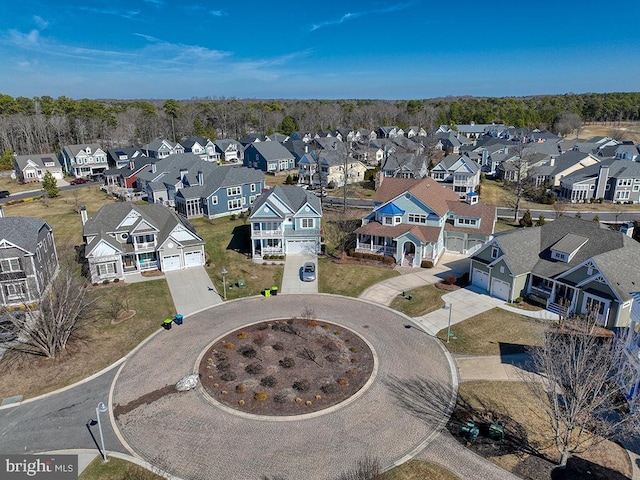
xmin=13 ymin=153 xmax=64 ymax=183
xmin=429 ymin=154 xmax=481 ymax=196
xmin=540 ymin=150 xmax=601 ymax=188
xmin=355 ymin=177 xmax=496 ymax=267
xmin=456 ymin=123 xmax=507 ymax=139
xmin=239 ymin=134 xmax=268 ymax=146
xmin=249 ymin=186 xmax=322 ymax=259
xmin=106 ymin=146 xmax=147 ymax=169
xmin=181 ymin=137 xmax=218 ymax=162
xmin=380 ymin=153 xmax=428 ymax=179
xmin=244 ymin=142 xmax=296 ymax=174
xmin=377 ymin=126 xmax=404 ymax=138
xmin=559 ymin=160 xmax=640 ymax=203
xmin=615 ymin=144 xmax=640 ymax=161
xmin=81 ymin=203 xmax=205 ymax=283
xmin=297 ymin=150 xmax=367 ymax=188
xmin=573 ymin=136 xmax=619 ymax=154
xmin=469 ymin=216 xmax=640 ymax=329
xmin=357 ymin=129 xmax=377 ymax=141
xmin=406 ymin=126 xmax=427 ymax=138
xmin=143 ymin=139 xmax=184 ymax=159
xmin=60 ymin=143 xmax=108 ymax=179
xmin=0 ymin=214 xmax=58 ymax=307
xmin=103 ymin=156 xmax=156 ymax=190
xmin=214 ymin=139 xmax=244 ymax=163
xmin=136 ymin=154 xmax=265 ymax=216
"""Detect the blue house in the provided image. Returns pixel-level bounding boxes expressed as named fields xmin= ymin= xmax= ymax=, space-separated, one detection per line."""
xmin=135 ymin=153 xmax=265 ymax=218
xmin=249 ymin=186 xmax=322 ymax=259
xmin=244 ymin=142 xmax=296 ymax=174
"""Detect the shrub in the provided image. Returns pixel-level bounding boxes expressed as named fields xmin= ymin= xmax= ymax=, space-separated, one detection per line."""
xmin=325 ymin=354 xmax=339 ymax=363
xmin=220 ymin=371 xmax=236 ymax=381
xmin=230 ymin=214 xmax=237 ymax=220
xmin=421 ymin=260 xmax=434 ymax=268
xmin=214 ymin=352 xmax=228 ymax=361
xmin=337 ymin=378 xmax=349 ymax=386
xmin=458 ymin=272 xmax=470 ymax=286
xmin=444 ymin=274 xmax=457 ymax=285
xmin=347 ymin=249 xmax=396 ymax=264
xmin=346 ymin=368 xmax=358 ymax=377
xmin=223 ymin=341 xmax=235 ymax=349
xmin=113 ymin=278 xmax=120 ymax=283
xmin=254 ymin=391 xmax=268 ymax=401
xmin=279 ymin=357 xmax=295 ymax=368
xmin=272 ymin=342 xmax=285 ymax=351
xmin=515 ymin=297 xmax=523 ymax=304
xmin=321 ymin=383 xmax=337 ymax=394
xmin=293 ymin=379 xmax=310 ymax=392
xmin=103 ymin=279 xmax=110 ymax=285
xmin=236 ymin=331 xmax=248 ymax=339
xmin=308 ymin=320 xmax=319 ymax=327
xmin=349 ymin=346 xmax=358 ymax=353
xmin=245 ymin=363 xmax=263 ymax=374
xmin=238 ymin=399 xmax=245 ymax=406
xmin=273 ymin=392 xmax=288 ymax=403
xmin=236 ymin=385 xmax=247 ymax=393
xmin=216 ymin=361 xmax=231 ymax=371
xmin=260 ymin=375 xmax=277 ymax=388
xmin=237 ymin=345 xmax=257 ymax=358
xmin=253 ymin=332 xmax=267 ymax=347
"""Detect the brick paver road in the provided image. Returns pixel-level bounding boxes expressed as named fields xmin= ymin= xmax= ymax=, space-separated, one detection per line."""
xmin=112 ymin=294 xmax=456 ymax=480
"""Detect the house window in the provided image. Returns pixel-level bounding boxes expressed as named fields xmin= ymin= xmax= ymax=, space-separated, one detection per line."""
xmin=227 ymin=186 xmax=241 ymax=196
xmin=301 ymin=218 xmax=315 ymax=228
xmin=618 ymin=179 xmax=633 ymax=187
xmin=97 ymin=263 xmax=116 ymax=276
xmin=5 ymin=283 xmax=25 ymax=299
xmin=267 ymin=163 xmax=277 ymax=172
xmin=249 ymin=195 xmax=256 ymax=204
xmin=408 ymin=214 xmax=427 ymax=224
xmin=617 ymin=190 xmax=631 ymax=201
xmin=384 ymin=216 xmax=393 ymax=225
xmin=0 ymin=258 xmax=21 ymax=273
xmin=212 ymin=196 xmax=218 ymax=205
xmin=633 ymin=185 xmax=640 ymax=192
xmin=136 ymin=234 xmax=155 ymax=244
xmin=250 ymin=183 xmax=257 ymax=192
xmin=228 ymin=198 xmax=244 ymax=210
xmin=457 ymin=218 xmax=478 ymax=226
xmin=491 ymin=247 xmax=499 ymax=259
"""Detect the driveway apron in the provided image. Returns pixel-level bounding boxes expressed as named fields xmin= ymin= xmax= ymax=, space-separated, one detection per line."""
xmin=280 ymin=254 xmax=318 ymax=294
xmin=164 ymin=266 xmax=222 ymax=317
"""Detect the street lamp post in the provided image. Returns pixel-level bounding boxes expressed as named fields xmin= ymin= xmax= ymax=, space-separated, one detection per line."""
xmin=221 ymin=267 xmax=228 ymax=300
xmin=95 ymin=402 xmax=108 ymax=461
xmin=446 ymin=302 xmax=453 ymax=344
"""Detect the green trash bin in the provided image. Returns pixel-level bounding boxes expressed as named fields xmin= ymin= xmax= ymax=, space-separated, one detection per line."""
xmin=264 ymin=289 xmax=271 ymax=297
xmin=271 ymin=286 xmax=278 ymax=296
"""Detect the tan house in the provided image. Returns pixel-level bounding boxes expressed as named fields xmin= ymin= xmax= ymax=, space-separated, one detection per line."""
xmin=14 ymin=153 xmax=64 ymax=183
xmin=298 ymin=150 xmax=367 ymax=188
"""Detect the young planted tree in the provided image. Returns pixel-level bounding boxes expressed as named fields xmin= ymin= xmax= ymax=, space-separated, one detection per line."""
xmin=523 ymin=322 xmax=639 ymax=467
xmin=41 ymin=171 xmax=59 ymax=198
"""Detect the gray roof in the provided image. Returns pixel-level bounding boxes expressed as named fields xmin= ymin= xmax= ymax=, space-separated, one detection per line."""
xmin=14 ymin=153 xmax=61 ymax=170
xmin=489 ymin=216 xmax=640 ymax=300
xmin=62 ymin=143 xmax=102 ymax=158
xmin=552 ymin=233 xmax=589 ymax=255
xmin=561 ymin=159 xmax=640 ymax=187
xmin=83 ymin=203 xmax=203 ymax=254
xmin=438 ymin=154 xmax=479 ymax=173
xmin=250 ymin=186 xmax=322 ymax=218
xmin=248 ymin=141 xmax=295 ymax=160
xmin=0 ymin=217 xmax=50 ymax=254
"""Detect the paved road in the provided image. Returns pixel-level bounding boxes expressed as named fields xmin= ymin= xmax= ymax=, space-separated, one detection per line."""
xmin=0 ymin=365 xmax=125 ymax=455
xmin=497 ymin=206 xmax=640 ymax=223
xmin=280 ymin=254 xmax=318 ymax=294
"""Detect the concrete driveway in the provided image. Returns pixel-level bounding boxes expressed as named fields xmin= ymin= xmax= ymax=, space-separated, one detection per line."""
xmin=412 ymin=286 xmax=504 ymax=335
xmin=164 ymin=266 xmax=222 ymax=317
xmin=280 ymin=254 xmax=318 ymax=294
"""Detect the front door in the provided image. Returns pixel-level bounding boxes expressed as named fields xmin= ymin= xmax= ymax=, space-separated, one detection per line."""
xmin=583 ymin=295 xmax=609 ymax=325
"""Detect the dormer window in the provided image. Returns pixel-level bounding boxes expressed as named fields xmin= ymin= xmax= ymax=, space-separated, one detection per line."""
xmin=86 ymin=147 xmax=92 ymax=154
xmin=491 ymin=247 xmax=499 ymax=259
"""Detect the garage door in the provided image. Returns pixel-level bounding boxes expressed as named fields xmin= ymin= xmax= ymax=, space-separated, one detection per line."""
xmin=163 ymin=255 xmax=181 ymax=271
xmin=491 ymin=278 xmax=510 ymax=301
xmin=472 ymin=268 xmax=489 ymax=291
xmin=287 ymin=240 xmax=316 ymax=255
xmin=184 ymin=251 xmax=202 ymax=267
xmin=446 ymin=236 xmax=465 ymax=253
xmin=466 ymin=239 xmax=484 ymax=254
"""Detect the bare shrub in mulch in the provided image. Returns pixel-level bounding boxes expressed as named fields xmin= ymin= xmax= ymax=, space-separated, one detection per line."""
xmin=199 ymin=319 xmax=374 ymax=415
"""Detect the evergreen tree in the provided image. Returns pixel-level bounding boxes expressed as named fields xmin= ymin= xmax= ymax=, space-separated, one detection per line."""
xmin=519 ymin=209 xmax=533 ymax=227
xmin=42 ymin=171 xmax=59 ymax=198
xmin=535 ymin=214 xmax=546 ymax=226
xmin=0 ymin=149 xmax=13 ymax=171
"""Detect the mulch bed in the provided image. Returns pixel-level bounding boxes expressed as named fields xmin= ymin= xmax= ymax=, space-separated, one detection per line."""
xmin=199 ymin=318 xmax=374 ymax=415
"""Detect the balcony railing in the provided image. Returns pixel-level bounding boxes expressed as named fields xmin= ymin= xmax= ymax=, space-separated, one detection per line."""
xmin=139 ymin=259 xmax=158 ymax=271
xmin=252 ymin=229 xmax=283 ymax=237
xmin=134 ymin=241 xmax=156 ymax=251
xmin=285 ymin=228 xmax=321 ymax=237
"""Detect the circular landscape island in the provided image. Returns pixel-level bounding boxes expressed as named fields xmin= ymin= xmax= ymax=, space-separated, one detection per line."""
xmin=198 ymin=318 xmax=375 ymax=416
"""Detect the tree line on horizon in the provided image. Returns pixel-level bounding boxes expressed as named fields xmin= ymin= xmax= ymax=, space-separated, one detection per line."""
xmin=0 ymin=91 xmax=639 ymax=161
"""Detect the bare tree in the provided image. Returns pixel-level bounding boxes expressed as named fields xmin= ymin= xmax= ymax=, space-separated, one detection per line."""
xmin=101 ymin=285 xmax=132 ymax=322
xmin=333 ymin=456 xmax=381 ymax=480
xmin=0 ymin=255 xmax=97 ymax=358
xmin=297 ymin=347 xmax=322 ymax=367
xmin=522 ymin=320 xmax=639 ymax=467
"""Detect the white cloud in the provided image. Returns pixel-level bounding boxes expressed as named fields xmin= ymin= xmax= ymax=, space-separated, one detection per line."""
xmin=33 ymin=15 xmax=49 ymax=29
xmin=310 ymin=3 xmax=413 ymax=31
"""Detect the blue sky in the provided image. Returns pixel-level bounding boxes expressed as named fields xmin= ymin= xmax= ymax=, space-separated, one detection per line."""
xmin=1 ymin=1 xmax=639 ymax=100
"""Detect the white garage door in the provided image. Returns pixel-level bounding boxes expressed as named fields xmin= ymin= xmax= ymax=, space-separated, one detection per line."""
xmin=287 ymin=240 xmax=316 ymax=255
xmin=163 ymin=255 xmax=181 ymax=271
xmin=472 ymin=268 xmax=489 ymax=291
xmin=184 ymin=251 xmax=202 ymax=267
xmin=491 ymin=278 xmax=510 ymax=301
xmin=446 ymin=237 xmax=465 ymax=253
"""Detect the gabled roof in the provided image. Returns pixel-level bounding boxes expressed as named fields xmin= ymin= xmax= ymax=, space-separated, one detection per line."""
xmin=14 ymin=153 xmax=61 ymax=170
xmin=62 ymin=143 xmax=103 ymax=158
xmin=480 ymin=216 xmax=640 ymax=300
xmin=250 ymin=186 xmax=322 ymax=218
xmin=0 ymin=217 xmax=50 ymax=254
xmin=181 ymin=137 xmax=210 ymax=149
xmin=83 ymin=203 xmax=203 ymax=255
xmin=374 ymin=177 xmax=460 ymax=217
xmin=246 ymin=141 xmax=294 ymax=160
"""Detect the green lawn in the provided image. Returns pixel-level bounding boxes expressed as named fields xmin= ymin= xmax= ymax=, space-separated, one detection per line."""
xmin=436 ymin=307 xmax=548 ymax=355
xmin=318 ymin=257 xmax=399 ymax=297
xmin=389 ymin=285 xmax=447 ymax=316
